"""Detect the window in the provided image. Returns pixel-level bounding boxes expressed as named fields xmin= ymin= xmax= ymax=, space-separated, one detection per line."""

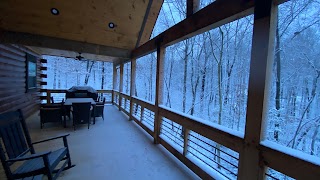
xmin=26 ymin=53 xmax=37 ymax=91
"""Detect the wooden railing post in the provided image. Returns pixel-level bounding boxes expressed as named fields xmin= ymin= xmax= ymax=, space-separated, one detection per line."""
xmin=154 ymin=43 xmax=165 ymax=144
xmin=112 ymin=64 xmax=117 ymax=105
xmin=119 ymin=63 xmax=124 ymax=110
xmin=46 ymin=90 xmax=51 ymax=104
xmin=140 ymin=106 xmax=144 ymax=122
xmin=111 ymin=90 xmax=114 ymax=105
xmin=238 ymin=0 xmax=276 ymax=179
xmin=183 ymin=129 xmax=190 ymax=156
xmin=130 ymin=59 xmax=136 ymax=121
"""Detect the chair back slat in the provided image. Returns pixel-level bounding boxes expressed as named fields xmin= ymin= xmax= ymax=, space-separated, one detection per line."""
xmin=0 ymin=128 xmax=16 ymax=158
xmin=12 ymin=123 xmax=28 ymax=155
xmin=0 ymin=110 xmax=31 ymax=160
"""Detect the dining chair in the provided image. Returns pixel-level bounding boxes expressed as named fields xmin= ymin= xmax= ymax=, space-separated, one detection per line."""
xmin=71 ymin=102 xmax=93 ymax=130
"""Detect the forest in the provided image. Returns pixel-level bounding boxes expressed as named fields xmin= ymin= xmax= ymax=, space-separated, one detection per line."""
xmin=45 ymin=0 xmax=319 ymax=179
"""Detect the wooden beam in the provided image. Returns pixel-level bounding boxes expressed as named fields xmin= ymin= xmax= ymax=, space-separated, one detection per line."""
xmin=187 ymin=0 xmax=193 ymax=17
xmin=119 ymin=63 xmax=124 ymax=110
xmin=136 ymin=0 xmax=153 ymax=48
xmin=154 ymin=44 xmax=165 ymax=144
xmin=132 ymin=0 xmax=254 ymax=59
xmin=112 ymin=64 xmax=117 ymax=105
xmin=132 ymin=97 xmax=156 ymax=112
xmin=187 ymin=0 xmax=200 ymax=17
xmin=130 ymin=59 xmax=136 ymax=120
xmin=260 ymin=143 xmax=320 ymax=179
xmin=0 ymin=30 xmax=131 ymax=59
xmin=237 ymin=0 xmax=276 ymax=179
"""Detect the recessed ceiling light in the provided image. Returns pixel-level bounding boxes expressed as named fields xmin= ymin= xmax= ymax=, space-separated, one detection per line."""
xmin=51 ymin=8 xmax=59 ymax=15
xmin=108 ymin=22 xmax=115 ymax=29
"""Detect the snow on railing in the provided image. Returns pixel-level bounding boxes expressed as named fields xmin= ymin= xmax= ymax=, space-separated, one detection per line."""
xmin=265 ymin=168 xmax=294 ymax=180
xmin=44 ymin=89 xmax=113 ymax=104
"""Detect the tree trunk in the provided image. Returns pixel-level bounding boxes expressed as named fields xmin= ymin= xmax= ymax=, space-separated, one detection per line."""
xmin=53 ymin=60 xmax=57 ymax=89
xmin=290 ymin=71 xmax=320 ymax=148
xmin=274 ymin=14 xmax=281 ymax=142
xmin=84 ymin=60 xmax=95 ymax=85
xmin=311 ymin=124 xmax=319 ymax=155
xmin=101 ymin=62 xmax=105 ymax=89
xmin=181 ymin=40 xmax=190 ymax=138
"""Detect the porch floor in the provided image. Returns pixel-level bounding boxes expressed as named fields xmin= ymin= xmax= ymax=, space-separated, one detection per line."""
xmin=1 ymin=105 xmax=198 ymax=180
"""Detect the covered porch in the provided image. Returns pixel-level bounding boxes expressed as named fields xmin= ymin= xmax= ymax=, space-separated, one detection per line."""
xmin=0 ymin=0 xmax=320 ymax=179
xmin=1 ymin=105 xmax=198 ymax=180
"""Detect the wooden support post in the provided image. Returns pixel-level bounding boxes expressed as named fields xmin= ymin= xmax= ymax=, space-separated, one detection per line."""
xmin=141 ymin=106 xmax=145 ymax=122
xmin=111 ymin=90 xmax=114 ymax=104
xmin=119 ymin=63 xmax=124 ymax=110
xmin=130 ymin=59 xmax=136 ymax=121
xmin=154 ymin=44 xmax=165 ymax=144
xmin=46 ymin=90 xmax=51 ymax=104
xmin=183 ymin=129 xmax=190 ymax=156
xmin=238 ymin=0 xmax=276 ymax=179
xmin=112 ymin=64 xmax=117 ymax=105
xmin=187 ymin=0 xmax=200 ymax=17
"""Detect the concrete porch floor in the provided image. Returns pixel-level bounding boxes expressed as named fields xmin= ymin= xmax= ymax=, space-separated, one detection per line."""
xmin=1 ymin=105 xmax=199 ymax=180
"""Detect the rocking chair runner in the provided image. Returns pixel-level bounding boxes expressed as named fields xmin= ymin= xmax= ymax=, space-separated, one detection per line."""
xmin=0 ymin=109 xmax=74 ymax=180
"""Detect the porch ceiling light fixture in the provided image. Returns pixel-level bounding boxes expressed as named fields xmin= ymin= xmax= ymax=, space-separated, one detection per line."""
xmin=108 ymin=22 xmax=115 ymax=29
xmin=51 ymin=8 xmax=59 ymax=15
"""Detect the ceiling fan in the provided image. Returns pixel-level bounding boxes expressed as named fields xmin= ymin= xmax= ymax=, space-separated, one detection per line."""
xmin=75 ymin=52 xmax=85 ymax=61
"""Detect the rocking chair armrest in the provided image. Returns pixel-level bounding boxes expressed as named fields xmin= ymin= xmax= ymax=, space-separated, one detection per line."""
xmin=6 ymin=151 xmax=51 ymax=163
xmin=32 ymin=134 xmax=70 ymax=145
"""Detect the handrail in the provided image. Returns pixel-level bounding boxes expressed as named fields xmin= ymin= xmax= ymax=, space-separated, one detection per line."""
xmin=113 ymin=91 xmax=320 ymax=180
xmin=43 ymin=89 xmax=113 ymax=104
xmin=119 ymin=91 xmax=241 ymax=178
xmin=131 ymin=96 xmax=156 ymax=112
xmin=159 ymin=107 xmax=243 ymax=152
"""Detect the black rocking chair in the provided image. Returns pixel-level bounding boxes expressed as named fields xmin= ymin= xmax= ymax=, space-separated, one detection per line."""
xmin=0 ymin=109 xmax=74 ymax=180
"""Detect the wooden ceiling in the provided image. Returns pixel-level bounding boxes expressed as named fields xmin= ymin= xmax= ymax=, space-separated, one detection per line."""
xmin=0 ymin=0 xmax=162 ymax=62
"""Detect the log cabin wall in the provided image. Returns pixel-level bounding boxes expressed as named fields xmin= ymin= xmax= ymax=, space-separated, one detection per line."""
xmin=0 ymin=44 xmax=40 ymax=118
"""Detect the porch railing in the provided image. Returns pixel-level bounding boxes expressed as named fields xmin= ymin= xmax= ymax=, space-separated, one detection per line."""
xmin=39 ymin=89 xmax=320 ymax=179
xmin=40 ymin=89 xmax=113 ymax=104
xmin=112 ymin=91 xmax=320 ymax=180
xmin=113 ymin=90 xmax=239 ymax=179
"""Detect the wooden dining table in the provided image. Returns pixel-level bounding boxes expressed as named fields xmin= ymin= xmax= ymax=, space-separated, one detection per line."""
xmin=64 ymin=98 xmax=97 ymax=127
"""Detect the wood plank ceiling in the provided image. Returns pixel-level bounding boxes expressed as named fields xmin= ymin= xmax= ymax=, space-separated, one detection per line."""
xmin=0 ymin=0 xmax=162 ymax=62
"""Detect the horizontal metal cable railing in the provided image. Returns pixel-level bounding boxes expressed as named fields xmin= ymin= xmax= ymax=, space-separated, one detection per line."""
xmin=188 ymin=131 xmax=239 ymax=180
xmin=113 ymin=91 xmax=318 ymax=180
xmin=160 ymin=118 xmax=184 ymax=150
